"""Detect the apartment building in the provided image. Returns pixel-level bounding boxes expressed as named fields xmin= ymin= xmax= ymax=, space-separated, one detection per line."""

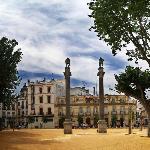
xmin=17 ymin=79 xmax=65 ymax=128
xmin=55 ymin=95 xmax=136 ymax=128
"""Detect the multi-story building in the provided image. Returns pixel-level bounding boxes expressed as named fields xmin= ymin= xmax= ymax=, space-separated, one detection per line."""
xmin=55 ymin=94 xmax=136 ymax=128
xmin=1 ymin=102 xmax=16 ymax=128
xmin=18 ymin=79 xmax=65 ymax=128
xmin=17 ymin=83 xmax=28 ymax=127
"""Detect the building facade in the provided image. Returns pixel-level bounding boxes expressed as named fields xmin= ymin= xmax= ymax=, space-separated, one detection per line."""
xmin=17 ymin=79 xmax=65 ymax=128
xmin=55 ymin=95 xmax=137 ymax=128
xmin=1 ymin=102 xmax=16 ymax=128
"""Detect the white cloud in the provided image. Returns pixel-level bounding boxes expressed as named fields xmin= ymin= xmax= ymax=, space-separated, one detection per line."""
xmin=0 ymin=0 xmax=131 ymax=94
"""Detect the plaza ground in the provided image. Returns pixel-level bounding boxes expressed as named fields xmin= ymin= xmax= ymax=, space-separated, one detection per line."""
xmin=0 ymin=128 xmax=149 ymax=150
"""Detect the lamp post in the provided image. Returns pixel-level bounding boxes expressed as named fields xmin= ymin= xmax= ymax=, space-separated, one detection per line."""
xmin=63 ymin=58 xmax=72 ymax=134
xmin=97 ymin=57 xmax=107 ymax=133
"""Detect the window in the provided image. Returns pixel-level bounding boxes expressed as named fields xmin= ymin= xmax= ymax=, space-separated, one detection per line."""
xmin=12 ymin=104 xmax=15 ymax=110
xmin=7 ymin=105 xmax=10 ymax=110
xmin=31 ymin=96 xmax=35 ymax=104
xmin=48 ymin=107 xmax=52 ymax=115
xmin=120 ymin=106 xmax=125 ymax=111
xmin=93 ymin=107 xmax=98 ymax=113
xmin=39 ymin=87 xmax=42 ymax=94
xmin=2 ymin=112 xmax=5 ymax=116
xmin=22 ymin=111 xmax=24 ymax=116
xmin=39 ymin=108 xmax=43 ymax=115
xmin=47 ymin=87 xmax=51 ymax=93
xmin=7 ymin=112 xmax=10 ymax=115
xmin=47 ymin=96 xmax=51 ymax=103
xmin=111 ymin=99 xmax=115 ymax=103
xmin=22 ymin=101 xmax=24 ymax=109
xmin=87 ymin=107 xmax=91 ymax=113
xmin=79 ymin=107 xmax=83 ymax=113
xmin=39 ymin=96 xmax=43 ymax=103
xmin=18 ymin=109 xmax=20 ymax=115
xmin=18 ymin=102 xmax=20 ymax=106
xmin=112 ymin=105 xmax=116 ymax=111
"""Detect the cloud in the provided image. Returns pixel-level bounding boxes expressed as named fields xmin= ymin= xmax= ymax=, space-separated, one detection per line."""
xmin=0 ymin=0 xmax=130 ymax=94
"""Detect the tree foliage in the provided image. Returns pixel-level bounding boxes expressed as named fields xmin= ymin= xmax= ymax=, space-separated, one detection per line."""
xmin=88 ymin=0 xmax=150 ymax=65
xmin=0 ymin=37 xmax=22 ymax=105
xmin=115 ymin=66 xmax=150 ymax=116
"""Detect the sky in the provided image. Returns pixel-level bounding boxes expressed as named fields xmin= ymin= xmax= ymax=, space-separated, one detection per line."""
xmin=0 ymin=0 xmax=148 ymax=94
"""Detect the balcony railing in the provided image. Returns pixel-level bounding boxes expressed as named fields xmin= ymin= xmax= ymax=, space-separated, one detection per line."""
xmin=104 ymin=111 xmax=109 ymax=115
xmin=38 ymin=112 xmax=44 ymax=115
xmin=85 ymin=112 xmax=91 ymax=116
xmin=30 ymin=112 xmax=36 ymax=115
xmin=46 ymin=112 xmax=54 ymax=116
xmin=78 ymin=112 xmax=84 ymax=116
xmin=120 ymin=111 xmax=126 ymax=115
xmin=111 ymin=111 xmax=117 ymax=115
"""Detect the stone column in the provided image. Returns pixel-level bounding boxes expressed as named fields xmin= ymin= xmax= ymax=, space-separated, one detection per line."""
xmin=64 ymin=58 xmax=72 ymax=134
xmin=97 ymin=57 xmax=107 ymax=133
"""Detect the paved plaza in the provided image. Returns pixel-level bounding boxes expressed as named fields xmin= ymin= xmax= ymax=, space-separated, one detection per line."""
xmin=0 ymin=128 xmax=149 ymax=150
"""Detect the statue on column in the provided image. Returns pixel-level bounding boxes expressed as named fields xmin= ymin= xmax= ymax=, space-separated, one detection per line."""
xmin=64 ymin=58 xmax=72 ymax=134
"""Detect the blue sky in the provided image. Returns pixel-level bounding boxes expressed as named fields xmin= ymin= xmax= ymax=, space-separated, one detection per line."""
xmin=1 ymin=0 xmax=145 ymax=94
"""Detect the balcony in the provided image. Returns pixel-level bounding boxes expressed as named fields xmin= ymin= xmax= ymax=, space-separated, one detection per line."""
xmin=120 ymin=111 xmax=126 ymax=115
xmin=111 ymin=111 xmax=117 ymax=115
xmin=30 ymin=112 xmax=36 ymax=115
xmin=78 ymin=112 xmax=84 ymax=116
xmin=104 ymin=111 xmax=109 ymax=115
xmin=93 ymin=112 xmax=98 ymax=115
xmin=38 ymin=112 xmax=44 ymax=116
xmin=46 ymin=112 xmax=54 ymax=117
xmin=85 ymin=112 xmax=91 ymax=116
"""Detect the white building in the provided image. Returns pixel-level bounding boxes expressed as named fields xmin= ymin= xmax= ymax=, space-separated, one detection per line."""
xmin=1 ymin=103 xmax=16 ymax=128
xmin=18 ymin=79 xmax=65 ymax=128
xmin=70 ymin=87 xmax=89 ymax=96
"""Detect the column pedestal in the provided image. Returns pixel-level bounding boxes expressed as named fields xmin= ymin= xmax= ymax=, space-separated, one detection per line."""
xmin=64 ymin=119 xmax=72 ymax=134
xmin=97 ymin=120 xmax=107 ymax=133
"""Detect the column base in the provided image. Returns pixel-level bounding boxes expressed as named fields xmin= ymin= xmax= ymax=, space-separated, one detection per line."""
xmin=97 ymin=120 xmax=107 ymax=133
xmin=64 ymin=119 xmax=72 ymax=134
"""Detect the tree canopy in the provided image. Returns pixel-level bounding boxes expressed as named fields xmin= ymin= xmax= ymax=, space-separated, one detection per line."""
xmin=88 ymin=0 xmax=150 ymax=65
xmin=115 ymin=66 xmax=150 ymax=116
xmin=0 ymin=37 xmax=22 ymax=105
xmin=88 ymin=0 xmax=150 ymax=136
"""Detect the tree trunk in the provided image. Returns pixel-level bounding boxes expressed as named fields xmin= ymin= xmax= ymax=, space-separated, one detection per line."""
xmin=129 ymin=119 xmax=132 ymax=134
xmin=12 ymin=119 xmax=14 ymax=132
xmin=0 ymin=118 xmax=2 ymax=131
xmin=140 ymin=116 xmax=143 ymax=131
xmin=148 ymin=117 xmax=150 ymax=137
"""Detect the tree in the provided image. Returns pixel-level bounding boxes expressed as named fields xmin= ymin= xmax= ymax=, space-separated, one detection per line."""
xmin=0 ymin=37 xmax=22 ymax=130
xmin=115 ymin=66 xmax=150 ymax=136
xmin=88 ymin=0 xmax=150 ymax=65
xmin=88 ymin=0 xmax=150 ymax=136
xmin=77 ymin=114 xmax=83 ymax=127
